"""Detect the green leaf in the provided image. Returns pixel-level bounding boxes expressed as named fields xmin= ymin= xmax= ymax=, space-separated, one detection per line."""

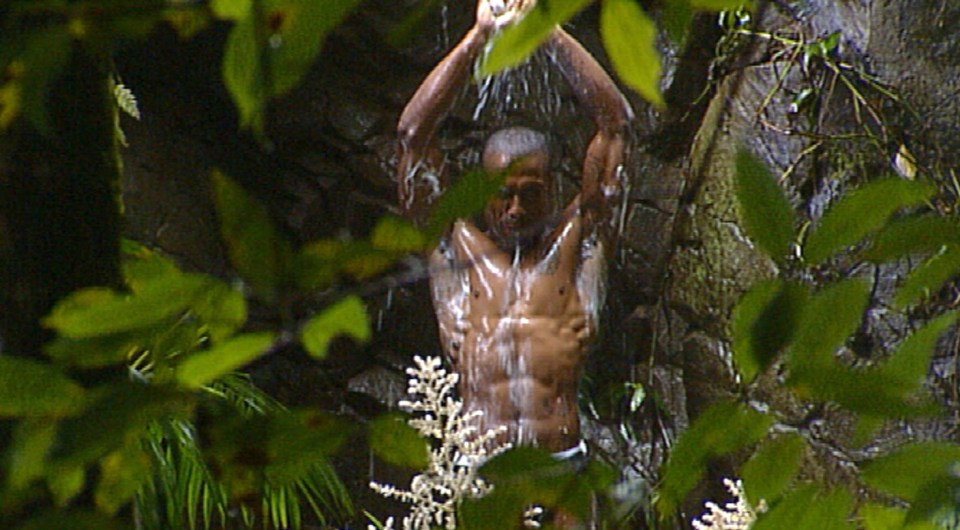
xmin=753 ymin=484 xmax=853 ymax=530
xmin=862 ymin=442 xmax=960 ymax=502
xmin=425 ymin=168 xmax=504 ymax=240
xmin=905 ymin=477 xmax=960 ymax=527
xmin=176 ymin=332 xmax=275 ymax=389
xmin=658 ymin=400 xmax=772 ymax=515
xmin=600 ymin=0 xmax=664 ymax=107
xmin=17 ymin=26 xmax=73 ymax=134
xmin=48 ymin=465 xmax=85 ymax=506
xmin=803 ymin=178 xmax=936 ymax=265
xmin=789 ymin=277 xmax=871 ymax=376
xmin=44 ymin=331 xmax=143 ymax=368
xmin=190 ymin=278 xmax=248 ymax=343
xmin=211 ymin=170 xmax=291 ymax=302
xmin=732 ymin=279 xmax=808 ymax=382
xmin=690 ymin=0 xmax=755 ymax=10
xmin=301 ymin=295 xmax=370 ymax=359
xmin=895 ymin=244 xmax=960 ymax=308
xmin=860 ymin=503 xmax=938 ymax=530
xmin=266 ymin=411 xmax=353 ymax=484
xmin=44 ymin=273 xmax=209 ymax=339
xmin=479 ymin=0 xmax=592 ymax=77
xmin=371 ymin=215 xmax=426 ymax=252
xmin=211 ymin=0 xmax=252 ymax=20
xmin=57 ymin=384 xmax=187 ymax=467
xmin=0 ymin=357 xmax=85 ymax=417
xmin=741 ymin=433 xmax=805 ymax=506
xmin=861 ymin=215 xmax=960 ymax=263
xmin=222 ymin=14 xmax=264 ymax=131
xmin=368 ymin=414 xmax=429 ymax=469
xmin=8 ymin=419 xmax=58 ymax=489
xmin=881 ymin=312 xmax=955 ymax=393
xmin=264 ymin=0 xmax=363 ymax=96
xmin=661 ymin=0 xmax=693 ymax=43
xmin=95 ymin=442 xmax=152 ymax=515
xmin=734 ymin=148 xmax=797 ymax=263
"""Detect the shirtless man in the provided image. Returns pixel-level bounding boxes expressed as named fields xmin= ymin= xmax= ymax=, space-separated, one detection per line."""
xmin=397 ymin=0 xmax=633 ymax=459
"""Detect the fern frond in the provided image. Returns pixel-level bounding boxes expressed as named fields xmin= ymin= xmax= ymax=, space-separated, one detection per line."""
xmin=113 ymin=82 xmax=140 ymax=120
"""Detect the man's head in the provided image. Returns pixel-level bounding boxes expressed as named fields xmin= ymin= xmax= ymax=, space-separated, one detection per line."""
xmin=482 ymin=127 xmax=552 ymax=246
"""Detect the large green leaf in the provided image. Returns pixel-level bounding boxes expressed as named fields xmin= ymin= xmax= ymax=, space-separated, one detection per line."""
xmin=861 ymin=215 xmax=960 ymax=263
xmin=368 ymin=414 xmax=429 ymax=469
xmin=211 ymin=170 xmax=291 ymax=302
xmin=803 ymin=178 xmax=936 ymax=265
xmin=734 ymin=148 xmax=797 ymax=264
xmin=658 ymin=400 xmax=772 ymax=515
xmin=7 ymin=419 xmax=58 ymax=489
xmin=176 ymin=332 xmax=276 ymax=389
xmin=479 ymin=0 xmax=592 ymax=77
xmin=371 ymin=215 xmax=426 ymax=252
xmin=301 ymin=295 xmax=371 ymax=359
xmin=600 ymin=0 xmax=664 ymax=107
xmin=732 ymin=279 xmax=808 ymax=382
xmin=860 ymin=503 xmax=938 ymax=530
xmin=44 ymin=273 xmax=207 ymax=339
xmin=789 ymin=277 xmax=871 ymax=376
xmin=741 ymin=433 xmax=805 ymax=506
xmin=753 ymin=484 xmax=853 ymax=530
xmin=190 ymin=277 xmax=248 ymax=343
xmin=895 ymin=244 xmax=960 ymax=308
xmin=862 ymin=443 xmax=960 ymax=502
xmin=44 ymin=331 xmax=144 ymax=368
xmin=0 ymin=357 xmax=85 ymax=418
xmin=424 ymin=168 xmax=504 ymax=241
xmin=222 ymin=13 xmax=263 ymax=130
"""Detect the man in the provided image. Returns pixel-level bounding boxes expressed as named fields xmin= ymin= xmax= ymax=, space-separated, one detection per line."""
xmin=398 ymin=0 xmax=633 ymax=466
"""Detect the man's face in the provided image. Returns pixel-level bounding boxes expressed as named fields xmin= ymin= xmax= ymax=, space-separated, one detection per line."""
xmin=483 ymin=152 xmax=551 ymax=246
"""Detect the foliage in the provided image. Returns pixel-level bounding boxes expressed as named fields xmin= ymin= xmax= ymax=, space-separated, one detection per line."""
xmin=656 ymin=148 xmax=960 ymax=529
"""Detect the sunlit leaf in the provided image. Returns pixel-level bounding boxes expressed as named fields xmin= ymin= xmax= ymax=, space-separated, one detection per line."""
xmin=601 ymin=0 xmax=664 ymax=107
xmin=190 ymin=278 xmax=248 ymax=343
xmin=222 ymin=13 xmax=264 ymax=130
xmin=658 ymin=400 xmax=772 ymax=515
xmin=741 ymin=433 xmax=805 ymax=506
xmin=211 ymin=0 xmax=252 ymax=19
xmin=803 ymin=178 xmax=936 ymax=265
xmin=301 ymin=295 xmax=370 ymax=359
xmin=425 ymin=168 xmax=504 ymax=241
xmin=211 ymin=170 xmax=291 ymax=302
xmin=753 ymin=484 xmax=853 ymax=530
xmin=882 ymin=312 xmax=955 ymax=393
xmin=0 ymin=357 xmax=85 ymax=417
xmin=95 ymin=442 xmax=152 ymax=515
xmin=860 ymin=503 xmax=938 ymax=530
xmin=44 ymin=273 xmax=208 ymax=339
xmin=895 ymin=244 xmax=960 ymax=308
xmin=44 ymin=331 xmax=143 ymax=368
xmin=368 ymin=414 xmax=429 ymax=469
xmin=789 ymin=277 xmax=870 ymax=376
xmin=371 ymin=215 xmax=426 ymax=252
xmin=861 ymin=215 xmax=960 ymax=263
xmin=48 ymin=464 xmax=85 ymax=507
xmin=732 ymin=279 xmax=807 ymax=382
xmin=734 ymin=148 xmax=797 ymax=263
xmin=862 ymin=443 xmax=960 ymax=502
xmin=479 ymin=0 xmax=592 ymax=77
xmin=176 ymin=332 xmax=275 ymax=389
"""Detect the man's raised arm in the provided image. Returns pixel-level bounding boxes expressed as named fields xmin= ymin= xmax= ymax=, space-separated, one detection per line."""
xmin=397 ymin=2 xmax=501 ymax=225
xmin=546 ymin=28 xmax=634 ymax=230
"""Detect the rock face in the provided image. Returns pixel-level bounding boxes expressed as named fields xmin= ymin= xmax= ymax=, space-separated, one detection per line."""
xmin=117 ymin=0 xmax=960 ymax=526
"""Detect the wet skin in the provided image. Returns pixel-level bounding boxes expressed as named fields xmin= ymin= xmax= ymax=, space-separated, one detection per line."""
xmin=429 ymin=154 xmax=605 ymax=453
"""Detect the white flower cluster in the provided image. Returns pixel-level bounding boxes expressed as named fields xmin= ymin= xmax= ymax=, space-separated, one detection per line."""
xmin=692 ymin=478 xmax=764 ymax=530
xmin=370 ymin=356 xmax=509 ymax=530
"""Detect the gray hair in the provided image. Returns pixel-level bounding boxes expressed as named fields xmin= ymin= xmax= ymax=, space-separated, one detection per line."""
xmin=482 ymin=126 xmax=548 ymax=165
